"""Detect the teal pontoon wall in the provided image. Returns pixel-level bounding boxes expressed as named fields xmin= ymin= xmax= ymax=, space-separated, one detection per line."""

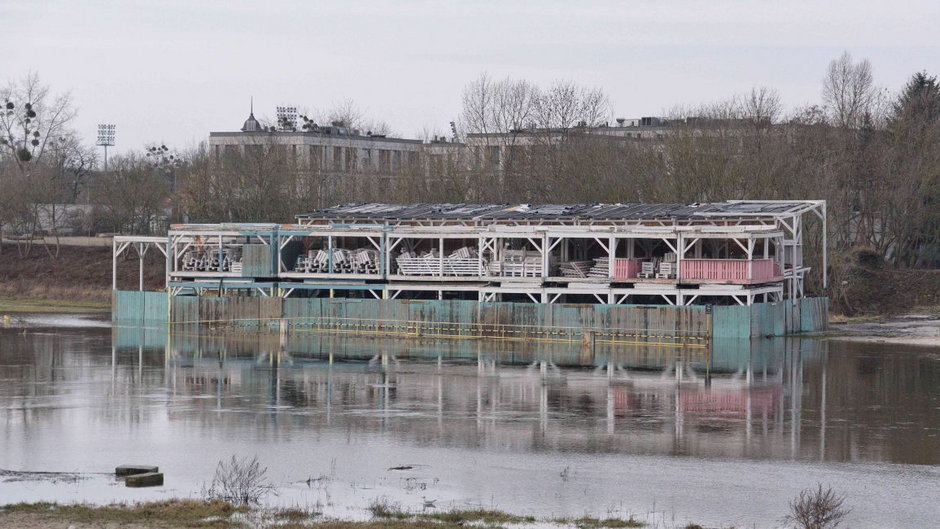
xmin=112 ymin=291 xmax=168 ymax=325
xmin=113 ymin=324 xmax=168 ymax=349
xmin=111 ymin=290 xmax=828 ymax=339
xmin=709 ymin=297 xmax=828 ymax=338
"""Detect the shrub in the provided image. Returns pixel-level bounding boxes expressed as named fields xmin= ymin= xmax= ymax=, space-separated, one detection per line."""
xmin=368 ymin=496 xmax=406 ymax=519
xmin=784 ymin=484 xmax=850 ymax=529
xmin=202 ymin=455 xmax=276 ymax=506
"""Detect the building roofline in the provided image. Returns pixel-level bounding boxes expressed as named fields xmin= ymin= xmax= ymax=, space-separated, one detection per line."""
xmin=209 ymin=131 xmax=423 ymax=144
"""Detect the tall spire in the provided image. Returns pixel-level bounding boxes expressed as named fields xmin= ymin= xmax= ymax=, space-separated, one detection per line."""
xmin=241 ymin=97 xmax=262 ymax=132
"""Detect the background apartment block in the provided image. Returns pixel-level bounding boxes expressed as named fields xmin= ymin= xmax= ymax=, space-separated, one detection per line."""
xmin=209 ymin=108 xmax=424 ymax=180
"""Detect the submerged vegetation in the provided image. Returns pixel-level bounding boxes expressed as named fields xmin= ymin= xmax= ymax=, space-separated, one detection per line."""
xmin=0 ymin=482 xmax=853 ymax=528
xmin=552 ymin=516 xmax=646 ymax=528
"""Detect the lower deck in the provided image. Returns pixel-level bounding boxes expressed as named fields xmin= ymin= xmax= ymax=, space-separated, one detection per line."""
xmin=167 ymin=276 xmax=785 ymax=307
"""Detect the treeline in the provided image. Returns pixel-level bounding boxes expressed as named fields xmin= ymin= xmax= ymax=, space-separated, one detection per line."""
xmin=348 ymin=54 xmax=940 ymax=281
xmin=2 ymin=53 xmax=939 ymax=293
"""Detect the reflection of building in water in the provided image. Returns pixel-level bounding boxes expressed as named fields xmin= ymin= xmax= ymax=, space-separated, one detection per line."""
xmin=106 ymin=326 xmax=835 ymax=459
xmin=7 ymin=325 xmax=936 ymax=467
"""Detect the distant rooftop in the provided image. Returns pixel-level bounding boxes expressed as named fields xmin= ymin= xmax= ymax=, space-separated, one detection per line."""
xmin=298 ymin=201 xmax=824 ymax=222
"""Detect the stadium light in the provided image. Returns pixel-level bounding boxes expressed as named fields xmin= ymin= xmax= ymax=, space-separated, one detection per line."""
xmin=96 ymin=124 xmax=116 ymax=171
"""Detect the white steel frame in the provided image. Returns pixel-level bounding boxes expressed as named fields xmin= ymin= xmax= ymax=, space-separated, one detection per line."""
xmin=113 ymin=236 xmax=168 ymax=291
xmin=127 ymin=201 xmax=825 ymax=308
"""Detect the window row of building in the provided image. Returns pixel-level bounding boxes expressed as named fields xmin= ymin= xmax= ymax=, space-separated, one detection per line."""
xmin=211 ymin=140 xmax=422 ymax=174
xmin=207 ymin=107 xmax=680 ymax=178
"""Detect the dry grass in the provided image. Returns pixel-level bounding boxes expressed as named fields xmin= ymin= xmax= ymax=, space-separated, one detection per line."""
xmin=0 ymin=499 xmax=248 ymax=527
xmin=0 ymin=284 xmax=111 ymax=304
xmin=420 ymin=508 xmax=538 ymax=524
xmin=366 ymin=497 xmax=407 ymax=519
xmin=0 ymin=294 xmax=110 ymax=312
xmin=272 ymin=507 xmax=320 ymax=521
xmin=0 ymin=242 xmax=165 ymax=307
xmin=0 ymin=500 xmax=704 ymax=529
xmin=287 ymin=522 xmax=460 ymax=529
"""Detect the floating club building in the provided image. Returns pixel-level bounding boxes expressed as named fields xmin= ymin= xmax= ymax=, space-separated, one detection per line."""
xmin=114 ymin=200 xmax=828 ymax=340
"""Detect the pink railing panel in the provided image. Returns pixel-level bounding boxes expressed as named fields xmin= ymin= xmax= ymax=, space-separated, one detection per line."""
xmin=613 ymin=258 xmax=642 ymax=279
xmin=681 ymin=259 xmax=779 ymax=282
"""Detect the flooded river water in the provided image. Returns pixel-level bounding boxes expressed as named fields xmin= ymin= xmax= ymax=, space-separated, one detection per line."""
xmin=2 ymin=315 xmax=939 ymax=527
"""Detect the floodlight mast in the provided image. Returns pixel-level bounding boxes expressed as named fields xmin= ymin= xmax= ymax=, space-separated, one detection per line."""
xmin=276 ymin=106 xmax=298 ymax=131
xmin=96 ymin=124 xmax=116 ymax=171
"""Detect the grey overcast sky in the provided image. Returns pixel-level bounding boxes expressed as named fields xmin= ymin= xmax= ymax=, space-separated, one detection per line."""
xmin=2 ymin=0 xmax=938 ymax=153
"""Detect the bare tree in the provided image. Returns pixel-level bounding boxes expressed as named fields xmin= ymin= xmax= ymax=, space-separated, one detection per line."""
xmin=91 ymin=151 xmax=170 ymax=234
xmin=0 ymin=73 xmax=76 ymax=168
xmin=743 ymin=86 xmax=783 ymax=128
xmin=35 ymin=137 xmax=97 ymax=256
xmin=0 ymin=74 xmax=80 ymax=256
xmin=823 ymin=51 xmax=876 ymax=129
xmin=297 ymin=98 xmax=396 ymax=137
xmin=458 ymin=74 xmax=612 ymax=201
xmin=327 ymin=97 xmax=364 ymax=128
xmin=460 ymin=73 xmax=497 ymax=135
xmin=180 ymin=135 xmax=299 ymax=223
xmin=533 ymin=80 xmax=610 ymax=129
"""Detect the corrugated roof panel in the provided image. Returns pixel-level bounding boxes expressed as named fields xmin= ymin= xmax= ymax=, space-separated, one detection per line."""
xmin=297 ymin=201 xmax=821 ymax=222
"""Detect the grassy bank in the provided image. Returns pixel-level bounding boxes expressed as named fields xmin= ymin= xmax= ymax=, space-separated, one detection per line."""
xmin=0 ymin=243 xmax=164 ymax=308
xmin=0 ymin=499 xmax=696 ymax=529
xmin=830 ymin=249 xmax=940 ymax=316
xmin=0 ymin=297 xmax=110 ymax=313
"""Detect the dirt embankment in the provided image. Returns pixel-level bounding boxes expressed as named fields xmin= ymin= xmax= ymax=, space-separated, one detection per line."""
xmin=0 ymin=243 xmax=164 ymax=307
xmin=829 ymin=249 xmax=940 ymax=317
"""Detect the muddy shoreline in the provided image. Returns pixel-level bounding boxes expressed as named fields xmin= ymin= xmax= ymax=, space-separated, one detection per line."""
xmin=0 ymin=499 xmax=656 ymax=529
xmin=824 ymin=313 xmax=940 ymax=347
